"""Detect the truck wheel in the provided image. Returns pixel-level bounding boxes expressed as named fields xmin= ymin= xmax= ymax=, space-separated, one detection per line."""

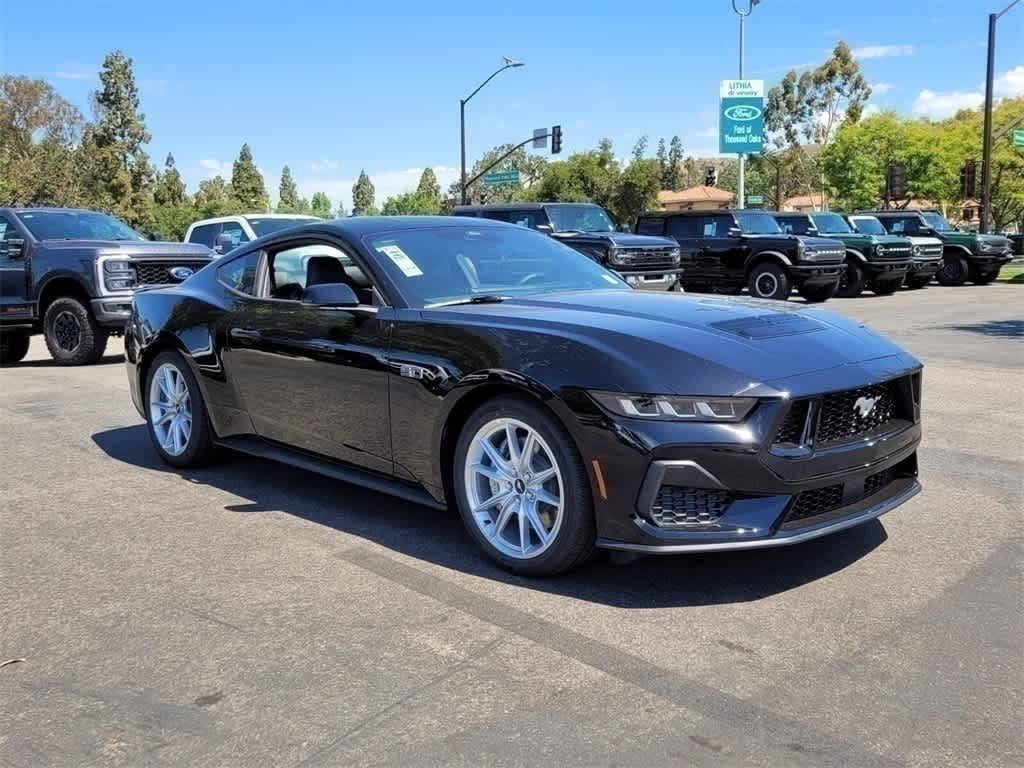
xmin=937 ymin=254 xmax=969 ymax=286
xmin=0 ymin=331 xmax=31 ymax=365
xmin=797 ymin=282 xmax=838 ymax=303
xmin=836 ymin=260 xmax=865 ymax=298
xmin=42 ymin=297 xmax=109 ymax=365
xmin=870 ymin=278 xmax=901 ymax=295
xmin=748 ymin=263 xmax=791 ymax=300
xmin=969 ymin=266 xmax=999 ymax=285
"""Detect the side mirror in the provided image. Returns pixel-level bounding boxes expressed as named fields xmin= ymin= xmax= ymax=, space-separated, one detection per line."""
xmin=617 ymin=223 xmax=632 ymax=233
xmin=148 ymin=231 xmax=165 ymax=241
xmin=727 ymin=227 xmax=742 ymax=237
xmin=302 ymin=282 xmax=359 ymax=308
xmin=214 ymin=232 xmax=234 ymax=254
xmin=535 ymin=223 xmax=553 ymax=234
xmin=2 ymin=238 xmax=25 ymax=258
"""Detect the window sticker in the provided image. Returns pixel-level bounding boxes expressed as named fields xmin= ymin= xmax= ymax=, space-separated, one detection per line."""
xmin=377 ymin=244 xmax=423 ymax=277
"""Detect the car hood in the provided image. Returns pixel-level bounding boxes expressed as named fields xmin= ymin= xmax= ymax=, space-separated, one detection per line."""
xmin=434 ymin=290 xmax=918 ymax=397
xmin=41 ymin=239 xmax=214 ymax=258
xmin=794 ymin=235 xmax=846 ymax=249
xmin=555 ymin=231 xmax=677 ymax=248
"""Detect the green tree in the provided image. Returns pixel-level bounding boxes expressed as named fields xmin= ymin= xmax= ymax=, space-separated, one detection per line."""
xmin=277 ymin=165 xmax=299 ymax=212
xmin=154 ymin=153 xmax=186 ymax=206
xmin=667 ymin=136 xmax=684 ymax=190
xmin=449 ymin=144 xmax=547 ymax=205
xmin=310 ymin=191 xmax=332 ymax=218
xmin=352 ymin=170 xmax=376 ymax=215
xmin=631 ymin=135 xmax=648 ymax=162
xmin=230 ymin=142 xmax=268 ymax=211
xmin=416 ymin=167 xmax=441 ymax=205
xmin=527 ymin=140 xmax=619 ymax=211
xmin=656 ymin=138 xmax=668 ymax=188
xmin=194 ymin=175 xmax=240 ymax=217
xmin=610 ymin=157 xmax=661 ymax=225
xmin=381 ymin=190 xmax=440 ymax=215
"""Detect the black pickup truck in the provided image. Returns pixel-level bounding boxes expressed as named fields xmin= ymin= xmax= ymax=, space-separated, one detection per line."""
xmin=0 ymin=207 xmax=212 ymax=365
xmin=636 ymin=209 xmax=844 ymax=301
xmin=452 ymin=202 xmax=683 ymax=290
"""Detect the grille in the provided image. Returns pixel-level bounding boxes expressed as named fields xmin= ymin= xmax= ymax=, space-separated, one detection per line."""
xmin=617 ymin=247 xmax=679 ymax=269
xmin=649 ymin=486 xmax=734 ymax=528
xmin=787 ymin=484 xmax=844 ymax=522
xmin=878 ymin=246 xmax=912 ymax=260
xmin=817 ymin=381 xmax=897 ymax=444
xmin=916 ymin=245 xmax=942 ymax=258
xmin=775 ymin=400 xmax=810 ymax=445
xmin=863 ymin=468 xmax=892 ymax=497
xmin=806 ymin=247 xmax=845 ymax=262
xmin=133 ymin=260 xmax=209 ymax=286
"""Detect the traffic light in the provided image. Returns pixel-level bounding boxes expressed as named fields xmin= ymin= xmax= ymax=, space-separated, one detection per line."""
xmin=704 ymin=166 xmax=718 ymax=186
xmin=551 ymin=125 xmax=562 ymax=155
xmin=887 ymin=163 xmax=905 ymax=201
xmin=960 ymin=160 xmax=977 ymax=199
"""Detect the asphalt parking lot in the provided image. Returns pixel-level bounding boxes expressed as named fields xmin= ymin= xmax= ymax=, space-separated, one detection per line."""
xmin=1 ymin=285 xmax=1022 ymax=768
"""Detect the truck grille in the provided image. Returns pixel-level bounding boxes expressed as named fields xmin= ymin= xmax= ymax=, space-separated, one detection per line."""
xmin=617 ymin=247 xmax=679 ymax=270
xmin=133 ymin=260 xmax=210 ymax=286
xmin=649 ymin=486 xmax=734 ymax=528
xmin=878 ymin=246 xmax=912 ymax=260
xmin=805 ymin=247 xmax=844 ymax=262
xmin=915 ymin=244 xmax=942 ymax=259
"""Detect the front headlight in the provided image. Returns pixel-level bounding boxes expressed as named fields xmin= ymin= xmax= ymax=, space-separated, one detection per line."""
xmin=873 ymin=244 xmax=884 ymax=256
xmin=669 ymin=247 xmax=681 ymax=264
xmin=102 ymin=260 xmax=137 ymax=291
xmin=589 ymin=391 xmax=757 ymax=422
xmin=912 ymin=245 xmax=923 ymax=256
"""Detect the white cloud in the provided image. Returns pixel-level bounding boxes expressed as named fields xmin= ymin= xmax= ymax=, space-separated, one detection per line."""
xmin=912 ymin=89 xmax=983 ymax=119
xmin=851 ymin=44 xmax=914 ymax=59
xmin=297 ymin=165 xmax=460 ymax=212
xmin=310 ymin=159 xmax=339 ymax=173
xmin=994 ymin=66 xmax=1024 ymax=99
xmin=870 ymin=82 xmax=893 ymax=95
xmin=198 ymin=159 xmax=233 ymax=178
xmin=52 ymin=69 xmax=93 ymax=81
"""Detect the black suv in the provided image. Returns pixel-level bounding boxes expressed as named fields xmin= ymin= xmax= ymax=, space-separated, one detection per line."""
xmin=636 ymin=209 xmax=844 ymax=301
xmin=773 ymin=211 xmax=912 ymax=297
xmin=0 ymin=207 xmax=212 ymax=365
xmin=452 ymin=202 xmax=682 ymax=290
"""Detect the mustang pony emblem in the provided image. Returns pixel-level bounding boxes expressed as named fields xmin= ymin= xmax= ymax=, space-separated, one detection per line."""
xmin=853 ymin=395 xmax=879 ymax=419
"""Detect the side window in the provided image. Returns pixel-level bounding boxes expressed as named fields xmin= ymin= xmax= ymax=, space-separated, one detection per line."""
xmin=506 ymin=210 xmax=545 ymax=229
xmin=0 ymin=216 xmax=16 ymax=241
xmin=702 ymin=215 xmax=733 ymax=238
xmin=781 ymin=217 xmax=809 ymax=235
xmin=636 ymin=217 xmax=666 ymax=236
xmin=481 ymin=210 xmax=510 ymax=222
xmin=220 ymin=220 xmax=250 ymax=247
xmin=667 ymin=217 xmax=700 ymax=238
xmin=189 ymin=223 xmax=220 ymax=248
xmin=267 ymin=243 xmax=366 ymax=301
xmin=217 ymin=251 xmax=261 ymax=295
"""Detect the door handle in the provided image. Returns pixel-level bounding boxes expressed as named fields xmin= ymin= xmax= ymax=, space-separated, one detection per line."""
xmin=230 ymin=328 xmax=261 ymax=342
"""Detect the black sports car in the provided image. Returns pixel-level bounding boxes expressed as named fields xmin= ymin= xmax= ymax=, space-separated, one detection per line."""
xmin=125 ymin=216 xmax=923 ymax=575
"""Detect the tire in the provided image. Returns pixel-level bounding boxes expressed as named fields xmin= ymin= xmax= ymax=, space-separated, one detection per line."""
xmin=0 ymin=330 xmax=31 ymax=365
xmin=144 ymin=350 xmax=216 ymax=468
xmin=748 ymin=262 xmax=792 ymax=300
xmin=453 ymin=395 xmax=595 ymax=576
xmin=798 ymin=282 xmax=838 ymax=303
xmin=969 ymin=266 xmax=999 ymax=285
xmin=42 ymin=297 xmax=109 ymax=365
xmin=936 ymin=254 xmax=969 ymax=286
xmin=871 ymin=278 xmax=901 ymax=295
xmin=905 ymin=275 xmax=931 ymax=289
xmin=836 ymin=259 xmax=866 ymax=298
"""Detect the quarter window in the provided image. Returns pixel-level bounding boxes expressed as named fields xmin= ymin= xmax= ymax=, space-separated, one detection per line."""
xmin=217 ymin=251 xmax=260 ymax=295
xmin=636 ymin=218 xmax=666 ymax=236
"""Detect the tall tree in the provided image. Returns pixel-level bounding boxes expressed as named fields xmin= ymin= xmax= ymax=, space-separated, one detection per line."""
xmin=153 ymin=153 xmax=186 ymax=206
xmin=667 ymin=136 xmax=684 ymax=190
xmin=656 ymin=138 xmax=668 ymax=188
xmin=277 ymin=165 xmax=299 ymax=212
xmin=610 ymin=157 xmax=661 ymax=226
xmin=230 ymin=143 xmax=268 ymax=211
xmin=310 ymin=191 xmax=332 ymax=218
xmin=352 ymin=170 xmax=376 ymax=215
xmin=631 ymin=135 xmax=648 ymax=162
xmin=416 ymin=167 xmax=441 ymax=205
xmin=448 ymin=144 xmax=547 ymax=205
xmin=381 ymin=190 xmax=441 ymax=215
xmin=194 ymin=175 xmax=240 ymax=217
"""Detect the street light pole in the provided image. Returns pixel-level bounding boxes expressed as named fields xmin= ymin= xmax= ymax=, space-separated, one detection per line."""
xmin=732 ymin=0 xmax=759 ymax=209
xmin=459 ymin=57 xmax=525 ymax=205
xmin=979 ymin=0 xmax=1020 ymax=233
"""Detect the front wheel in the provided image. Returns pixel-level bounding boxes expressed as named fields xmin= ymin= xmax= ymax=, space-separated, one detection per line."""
xmin=836 ymin=260 xmax=866 ymax=298
xmin=0 ymin=331 xmax=31 ymax=365
xmin=454 ymin=396 xmax=595 ymax=576
xmin=43 ymin=297 xmax=108 ymax=365
xmin=937 ymin=254 xmax=969 ymax=286
xmin=797 ymin=282 xmax=838 ymax=303
xmin=747 ymin=263 xmax=792 ymax=300
xmin=145 ymin=350 xmax=216 ymax=468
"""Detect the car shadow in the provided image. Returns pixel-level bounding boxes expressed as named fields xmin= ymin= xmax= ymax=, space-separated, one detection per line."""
xmin=11 ymin=353 xmax=125 ymax=368
xmin=92 ymin=424 xmax=889 ymax=608
xmin=939 ymin=320 xmax=1024 ymax=339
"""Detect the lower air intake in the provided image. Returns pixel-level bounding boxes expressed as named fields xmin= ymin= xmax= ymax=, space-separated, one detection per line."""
xmin=649 ymin=486 xmax=734 ymax=528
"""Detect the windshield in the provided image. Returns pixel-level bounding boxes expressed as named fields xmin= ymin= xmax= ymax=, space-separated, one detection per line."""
xmin=921 ymin=211 xmax=955 ymax=232
xmin=248 ymin=217 xmax=319 ymax=237
xmin=736 ymin=212 xmax=782 ymax=234
xmin=15 ymin=210 xmax=144 ymax=241
xmin=810 ymin=213 xmax=852 ymax=234
xmin=544 ymin=204 xmax=614 ymax=233
xmin=849 ymin=217 xmax=887 ymax=236
xmin=879 ymin=215 xmax=930 ymax=236
xmin=363 ymin=224 xmax=629 ymax=308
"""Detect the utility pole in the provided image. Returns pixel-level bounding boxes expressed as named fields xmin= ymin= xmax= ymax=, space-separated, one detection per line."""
xmin=731 ymin=0 xmax=760 ymax=208
xmin=980 ymin=0 xmax=1020 ymax=233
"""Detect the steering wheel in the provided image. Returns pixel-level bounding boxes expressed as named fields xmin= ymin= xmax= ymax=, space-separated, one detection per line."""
xmin=517 ymin=272 xmax=546 ymax=286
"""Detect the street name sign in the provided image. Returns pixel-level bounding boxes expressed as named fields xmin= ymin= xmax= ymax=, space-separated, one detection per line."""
xmin=482 ymin=170 xmax=521 ymax=186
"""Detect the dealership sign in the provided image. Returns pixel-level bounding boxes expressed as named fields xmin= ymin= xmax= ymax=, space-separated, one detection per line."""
xmin=720 ymin=79 xmax=764 ymax=154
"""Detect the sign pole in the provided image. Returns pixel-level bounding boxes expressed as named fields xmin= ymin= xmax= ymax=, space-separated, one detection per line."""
xmin=737 ymin=11 xmax=745 ymax=209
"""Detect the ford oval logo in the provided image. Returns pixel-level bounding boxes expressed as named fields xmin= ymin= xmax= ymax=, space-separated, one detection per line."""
xmin=169 ymin=266 xmax=195 ymax=281
xmin=724 ymin=105 xmax=762 ymax=121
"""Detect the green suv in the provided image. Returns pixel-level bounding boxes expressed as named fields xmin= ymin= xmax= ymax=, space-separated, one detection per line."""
xmin=773 ymin=212 xmax=912 ymax=297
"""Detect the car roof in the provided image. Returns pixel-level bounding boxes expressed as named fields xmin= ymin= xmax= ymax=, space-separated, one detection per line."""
xmin=2 ymin=206 xmax=106 ymax=215
xmin=189 ymin=213 xmax=321 ymax=226
xmin=453 ymin=202 xmax=600 ymax=211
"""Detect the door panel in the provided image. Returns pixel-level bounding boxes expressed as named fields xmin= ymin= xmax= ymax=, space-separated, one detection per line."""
xmin=699 ymin=214 xmax=743 ymax=282
xmin=0 ymin=217 xmax=32 ymax=321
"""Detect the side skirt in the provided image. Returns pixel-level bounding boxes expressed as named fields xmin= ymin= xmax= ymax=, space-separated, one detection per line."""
xmin=215 ymin=435 xmax=448 ymax=510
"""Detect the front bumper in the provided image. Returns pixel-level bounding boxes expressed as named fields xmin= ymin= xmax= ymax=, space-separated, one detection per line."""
xmin=969 ymin=252 xmax=1012 ymax=268
xmin=617 ymin=267 xmax=684 ymax=291
xmin=788 ymin=262 xmax=843 ymax=285
xmin=91 ymin=296 xmax=134 ymax=327
xmin=865 ymin=260 xmax=911 ymax=277
xmin=909 ymin=258 xmax=941 ymax=274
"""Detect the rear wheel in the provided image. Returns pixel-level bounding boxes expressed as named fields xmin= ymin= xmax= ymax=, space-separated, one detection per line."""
xmin=797 ymin=282 xmax=838 ymax=303
xmin=454 ymin=396 xmax=595 ymax=576
xmin=0 ymin=330 xmax=31 ymax=365
xmin=748 ymin=263 xmax=792 ymax=301
xmin=836 ymin=260 xmax=866 ymax=298
xmin=43 ymin=297 xmax=108 ymax=365
xmin=870 ymin=278 xmax=901 ymax=295
xmin=145 ymin=350 xmax=216 ymax=468
xmin=937 ymin=254 xmax=969 ymax=286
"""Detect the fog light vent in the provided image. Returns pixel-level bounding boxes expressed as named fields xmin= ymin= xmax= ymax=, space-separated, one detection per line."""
xmin=650 ymin=486 xmax=734 ymax=528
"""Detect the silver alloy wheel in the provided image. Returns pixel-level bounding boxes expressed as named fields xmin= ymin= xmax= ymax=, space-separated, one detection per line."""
xmin=463 ymin=417 xmax=564 ymax=560
xmin=149 ymin=362 xmax=193 ymax=457
xmin=754 ymin=272 xmax=779 ymax=297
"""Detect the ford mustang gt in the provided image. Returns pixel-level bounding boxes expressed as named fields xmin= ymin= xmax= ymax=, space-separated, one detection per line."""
xmin=125 ymin=216 xmax=922 ymax=575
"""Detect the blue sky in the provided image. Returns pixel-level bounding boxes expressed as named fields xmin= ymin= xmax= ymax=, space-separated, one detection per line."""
xmin=2 ymin=0 xmax=1022 ymax=210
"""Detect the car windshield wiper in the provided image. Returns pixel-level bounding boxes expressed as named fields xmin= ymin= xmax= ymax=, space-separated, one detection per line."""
xmin=426 ymin=294 xmax=509 ymax=308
